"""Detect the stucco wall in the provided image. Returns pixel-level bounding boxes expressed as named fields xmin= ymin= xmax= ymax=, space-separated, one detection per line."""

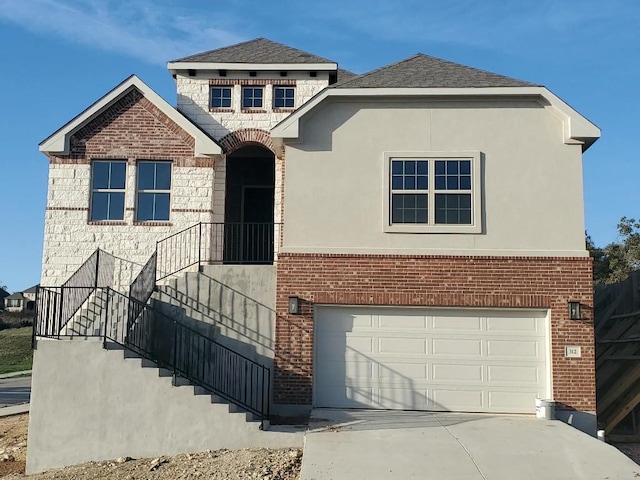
xmin=27 ymin=339 xmax=301 ymax=474
xmin=282 ymin=98 xmax=588 ymax=257
xmin=176 ymin=71 xmax=329 ymax=140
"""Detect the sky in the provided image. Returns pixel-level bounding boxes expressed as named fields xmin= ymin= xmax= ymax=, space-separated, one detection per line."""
xmin=0 ymin=0 xmax=638 ymax=292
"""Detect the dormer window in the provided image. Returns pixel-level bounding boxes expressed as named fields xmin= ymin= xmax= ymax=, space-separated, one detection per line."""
xmin=274 ymin=86 xmax=295 ymax=108
xmin=211 ymin=87 xmax=232 ymax=108
xmin=242 ymin=87 xmax=263 ymax=109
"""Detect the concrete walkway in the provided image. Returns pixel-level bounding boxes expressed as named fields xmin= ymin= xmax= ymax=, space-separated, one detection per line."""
xmin=301 ymin=409 xmax=640 ymax=480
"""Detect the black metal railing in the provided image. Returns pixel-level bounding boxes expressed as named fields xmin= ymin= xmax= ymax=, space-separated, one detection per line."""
xmin=156 ymin=222 xmax=282 ymax=280
xmin=34 ymin=222 xmax=276 ymax=421
xmin=34 ymin=286 xmax=270 ymax=419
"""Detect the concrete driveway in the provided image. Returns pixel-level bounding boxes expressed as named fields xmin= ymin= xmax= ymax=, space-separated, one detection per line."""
xmin=301 ymin=409 xmax=640 ymax=480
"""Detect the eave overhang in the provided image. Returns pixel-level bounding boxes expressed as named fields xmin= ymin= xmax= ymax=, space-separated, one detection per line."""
xmin=271 ymin=86 xmax=601 ymax=152
xmin=167 ymin=62 xmax=338 ymax=76
xmin=39 ymin=75 xmax=222 ymax=157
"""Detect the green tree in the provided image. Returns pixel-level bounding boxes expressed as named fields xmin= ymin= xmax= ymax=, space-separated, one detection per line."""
xmin=587 ymin=217 xmax=640 ymax=284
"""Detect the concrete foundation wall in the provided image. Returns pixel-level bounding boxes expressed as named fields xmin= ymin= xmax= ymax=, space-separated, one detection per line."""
xmin=26 ymin=339 xmax=301 ymax=474
xmin=153 ymin=265 xmax=276 ymax=368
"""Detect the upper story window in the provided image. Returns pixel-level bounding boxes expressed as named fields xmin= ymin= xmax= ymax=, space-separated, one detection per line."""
xmin=273 ymin=86 xmax=295 ymax=108
xmin=90 ymin=160 xmax=126 ymax=221
xmin=384 ymin=152 xmax=481 ymax=233
xmin=242 ymin=87 xmax=263 ymax=109
xmin=136 ymin=161 xmax=171 ymax=222
xmin=211 ymin=86 xmax=232 ymax=108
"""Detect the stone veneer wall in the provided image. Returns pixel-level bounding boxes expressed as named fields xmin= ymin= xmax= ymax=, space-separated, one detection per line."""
xmin=274 ymin=254 xmax=595 ymax=413
xmin=176 ymin=71 xmax=329 ymax=140
xmin=41 ymin=90 xmax=218 ymax=286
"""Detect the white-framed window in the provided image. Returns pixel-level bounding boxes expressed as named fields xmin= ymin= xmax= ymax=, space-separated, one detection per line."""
xmin=210 ymin=86 xmax=232 ymax=108
xmin=384 ymin=151 xmax=482 ymax=233
xmin=90 ymin=160 xmax=126 ymax=221
xmin=273 ymin=86 xmax=295 ymax=108
xmin=6 ymin=299 xmax=20 ymax=308
xmin=136 ymin=161 xmax=171 ymax=222
xmin=242 ymin=86 xmax=263 ymax=109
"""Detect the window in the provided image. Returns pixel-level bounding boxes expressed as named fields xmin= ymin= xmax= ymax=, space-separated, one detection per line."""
xmin=136 ymin=161 xmax=171 ymax=222
xmin=273 ymin=86 xmax=295 ymax=108
xmin=6 ymin=299 xmax=20 ymax=308
xmin=90 ymin=160 xmax=126 ymax=221
xmin=384 ymin=152 xmax=481 ymax=233
xmin=211 ymin=86 xmax=232 ymax=108
xmin=242 ymin=87 xmax=263 ymax=109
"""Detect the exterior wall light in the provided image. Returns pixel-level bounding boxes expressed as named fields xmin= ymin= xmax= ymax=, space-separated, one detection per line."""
xmin=568 ymin=301 xmax=581 ymax=320
xmin=288 ymin=296 xmax=301 ymax=315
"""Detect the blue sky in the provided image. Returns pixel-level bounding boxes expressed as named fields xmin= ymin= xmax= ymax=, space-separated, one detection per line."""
xmin=0 ymin=0 xmax=638 ymax=292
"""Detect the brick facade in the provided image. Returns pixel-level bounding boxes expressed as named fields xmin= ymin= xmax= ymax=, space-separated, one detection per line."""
xmin=274 ymin=253 xmax=595 ymax=412
xmin=42 ymin=89 xmax=217 ymax=286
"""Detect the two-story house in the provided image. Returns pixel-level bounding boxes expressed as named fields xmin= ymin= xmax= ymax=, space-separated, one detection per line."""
xmin=28 ymin=38 xmax=600 ymax=473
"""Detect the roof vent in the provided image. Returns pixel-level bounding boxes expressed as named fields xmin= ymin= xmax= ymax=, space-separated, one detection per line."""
xmin=310 ymin=71 xmax=317 ymax=78
xmin=249 ymin=71 xmax=257 ymax=77
xmin=280 ymin=71 xmax=288 ymax=77
xmin=219 ymin=69 xmax=227 ymax=77
xmin=188 ymin=69 xmax=196 ymax=77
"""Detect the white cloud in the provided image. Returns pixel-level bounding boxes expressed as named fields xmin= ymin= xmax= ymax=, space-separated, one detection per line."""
xmin=0 ymin=0 xmax=245 ymax=64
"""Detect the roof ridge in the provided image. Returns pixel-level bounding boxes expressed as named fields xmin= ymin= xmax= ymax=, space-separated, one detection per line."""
xmin=333 ymin=54 xmax=422 ymax=88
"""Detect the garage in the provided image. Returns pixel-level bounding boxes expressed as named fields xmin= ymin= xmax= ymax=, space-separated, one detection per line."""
xmin=314 ymin=306 xmax=550 ymax=414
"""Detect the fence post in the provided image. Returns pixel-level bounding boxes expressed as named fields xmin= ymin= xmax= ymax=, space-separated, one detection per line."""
xmin=103 ymin=288 xmax=110 ymax=349
xmin=198 ymin=223 xmax=202 ymax=268
xmin=94 ymin=249 xmax=100 ymax=289
xmin=32 ymin=286 xmax=39 ymax=349
xmin=58 ymin=288 xmax=64 ymax=340
xmin=172 ymin=321 xmax=178 ymax=386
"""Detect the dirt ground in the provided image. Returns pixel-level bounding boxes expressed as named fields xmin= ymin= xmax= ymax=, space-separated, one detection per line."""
xmin=0 ymin=414 xmax=302 ymax=479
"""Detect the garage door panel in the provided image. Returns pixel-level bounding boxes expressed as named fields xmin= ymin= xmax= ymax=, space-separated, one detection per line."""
xmin=432 ymin=389 xmax=484 ymax=410
xmin=432 ymin=364 xmax=483 ymax=382
xmin=488 ymin=365 xmax=541 ymax=384
xmin=378 ymin=362 xmax=428 ymax=380
xmin=314 ymin=307 xmax=549 ymax=414
xmin=487 ymin=340 xmax=539 ymax=358
xmin=432 ymin=316 xmax=482 ymax=331
xmin=378 ymin=314 xmax=427 ymax=329
xmin=432 ymin=338 xmax=482 ymax=356
xmin=379 ymin=337 xmax=426 ymax=354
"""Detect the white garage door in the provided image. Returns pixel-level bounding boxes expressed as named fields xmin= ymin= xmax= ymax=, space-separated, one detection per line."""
xmin=314 ymin=307 xmax=549 ymax=414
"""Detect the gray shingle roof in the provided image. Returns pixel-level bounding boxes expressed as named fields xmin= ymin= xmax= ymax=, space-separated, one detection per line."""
xmin=334 ymin=54 xmax=538 ymax=89
xmin=6 ymin=293 xmax=25 ymax=300
xmin=172 ymin=38 xmax=337 ymax=65
xmin=23 ymin=285 xmax=39 ymax=294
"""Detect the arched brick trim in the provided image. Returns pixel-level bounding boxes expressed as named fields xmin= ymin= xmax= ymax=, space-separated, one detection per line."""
xmin=219 ymin=128 xmax=275 ymax=155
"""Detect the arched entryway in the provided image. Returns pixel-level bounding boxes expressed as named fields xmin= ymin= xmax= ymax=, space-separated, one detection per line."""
xmin=223 ymin=145 xmax=275 ymax=264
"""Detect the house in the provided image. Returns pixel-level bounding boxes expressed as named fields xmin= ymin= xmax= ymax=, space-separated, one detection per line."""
xmin=28 ymin=38 xmax=600 ymax=473
xmin=0 ymin=287 xmax=9 ymax=310
xmin=4 ymin=285 xmax=38 ymax=312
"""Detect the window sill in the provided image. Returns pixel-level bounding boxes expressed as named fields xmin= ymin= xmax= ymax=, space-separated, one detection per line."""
xmin=87 ymin=221 xmax=127 ymax=226
xmin=209 ymin=108 xmax=234 ymax=113
xmin=133 ymin=221 xmax=173 ymax=227
xmin=384 ymin=223 xmax=482 ymax=234
xmin=241 ymin=109 xmax=267 ymax=114
xmin=273 ymin=108 xmax=296 ymax=113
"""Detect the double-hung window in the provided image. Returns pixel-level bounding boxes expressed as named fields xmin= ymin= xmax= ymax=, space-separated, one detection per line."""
xmin=211 ymin=86 xmax=232 ymax=108
xmin=273 ymin=86 xmax=295 ymax=108
xmin=90 ymin=160 xmax=126 ymax=221
xmin=385 ymin=152 xmax=481 ymax=233
xmin=136 ymin=161 xmax=171 ymax=222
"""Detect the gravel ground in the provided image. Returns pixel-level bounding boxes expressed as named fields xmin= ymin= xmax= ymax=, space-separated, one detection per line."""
xmin=0 ymin=414 xmax=302 ymax=480
xmin=613 ymin=442 xmax=640 ymax=466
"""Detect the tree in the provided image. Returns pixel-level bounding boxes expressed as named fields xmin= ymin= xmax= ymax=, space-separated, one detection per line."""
xmin=587 ymin=217 xmax=640 ymax=284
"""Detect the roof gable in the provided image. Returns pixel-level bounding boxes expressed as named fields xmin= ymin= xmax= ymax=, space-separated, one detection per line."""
xmin=334 ymin=54 xmax=537 ymax=89
xmin=40 ymin=75 xmax=222 ymax=157
xmin=171 ymin=38 xmax=336 ymax=65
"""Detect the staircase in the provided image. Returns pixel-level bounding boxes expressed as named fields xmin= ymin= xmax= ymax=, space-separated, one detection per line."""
xmin=29 ymin=222 xmax=297 ymax=474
